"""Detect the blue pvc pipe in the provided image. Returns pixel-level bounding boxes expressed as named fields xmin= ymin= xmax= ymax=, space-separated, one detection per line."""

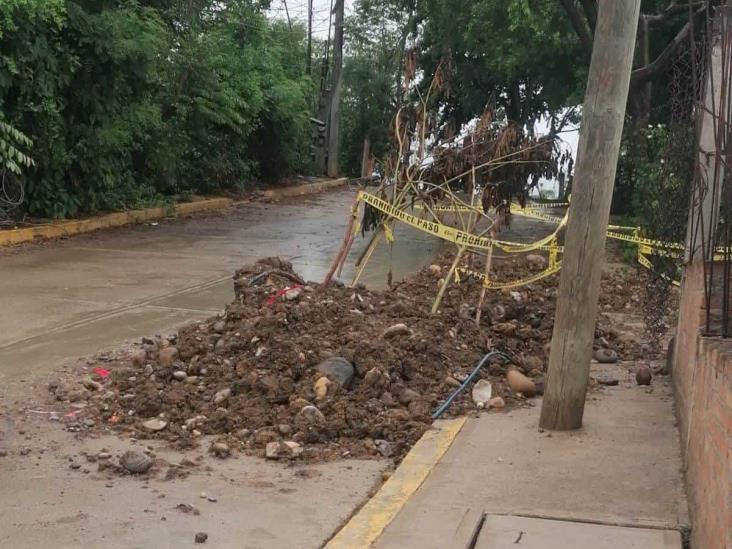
xmin=431 ymin=350 xmax=511 ymax=420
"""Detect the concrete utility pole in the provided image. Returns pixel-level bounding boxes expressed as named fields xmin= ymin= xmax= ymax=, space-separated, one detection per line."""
xmin=307 ymin=0 xmax=313 ymax=75
xmin=685 ymin=8 xmax=731 ymax=263
xmin=539 ymin=0 xmax=641 ymax=430
xmin=326 ymin=0 xmax=345 ymax=177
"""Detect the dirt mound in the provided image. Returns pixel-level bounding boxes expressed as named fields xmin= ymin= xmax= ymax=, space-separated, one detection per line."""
xmin=55 ymin=256 xmax=656 ymax=462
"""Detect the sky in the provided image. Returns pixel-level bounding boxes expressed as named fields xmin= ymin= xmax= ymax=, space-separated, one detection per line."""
xmin=268 ymin=0 xmax=354 ymax=39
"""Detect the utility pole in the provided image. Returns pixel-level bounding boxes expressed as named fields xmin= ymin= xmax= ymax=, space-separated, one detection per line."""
xmin=539 ymin=0 xmax=641 ymax=430
xmin=326 ymin=0 xmax=345 ymax=177
xmin=307 ymin=0 xmax=313 ymax=75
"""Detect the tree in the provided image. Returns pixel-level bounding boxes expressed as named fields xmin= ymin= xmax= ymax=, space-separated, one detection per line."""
xmin=340 ymin=0 xmax=411 ymax=176
xmin=558 ymin=0 xmax=714 ymax=124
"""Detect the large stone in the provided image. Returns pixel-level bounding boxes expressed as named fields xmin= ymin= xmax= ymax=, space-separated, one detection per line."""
xmin=594 ymin=348 xmax=618 ymax=364
xmin=398 ymin=388 xmax=420 ymax=405
xmin=265 ymin=441 xmax=302 ymax=460
xmin=120 ymin=450 xmax=153 ymax=474
xmin=506 ymin=369 xmax=536 ymax=397
xmin=142 ymin=418 xmax=168 ymax=432
xmin=471 ymin=379 xmax=493 ymax=406
xmin=297 ymin=405 xmax=326 ymax=425
xmin=382 ymin=323 xmax=411 ymax=339
xmin=526 ymin=254 xmax=548 ymax=270
xmin=314 ymin=357 xmax=354 ymax=388
xmin=158 ymin=347 xmax=179 ymax=367
xmin=636 ymin=366 xmax=652 ymax=386
xmin=313 ymin=377 xmax=332 ymax=401
xmin=213 ymin=388 xmax=231 ymax=405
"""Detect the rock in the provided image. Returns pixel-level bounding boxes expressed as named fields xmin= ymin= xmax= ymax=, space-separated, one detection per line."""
xmin=210 ymin=442 xmax=230 ymax=458
xmin=175 ymin=503 xmax=200 ymax=515
xmin=69 ymin=461 xmax=81 ymax=470
xmin=214 ymin=338 xmax=225 ymax=352
xmin=290 ymin=397 xmax=313 ymax=410
xmin=636 ymin=366 xmax=652 ymax=386
xmin=594 ymin=348 xmax=618 ymax=364
xmin=158 ymin=347 xmax=179 ymax=367
xmin=428 ymin=264 xmax=442 ymax=277
xmin=506 ymin=369 xmax=536 ymax=397
xmin=278 ymin=424 xmax=292 ymax=436
xmin=297 ymin=405 xmax=326 ymax=425
xmin=82 ymin=377 xmax=102 ymax=392
xmin=213 ymin=388 xmax=231 ymax=405
xmin=97 ymin=452 xmax=112 ymax=460
xmin=142 ymin=418 xmax=168 ymax=432
xmin=265 ymin=441 xmax=302 ymax=459
xmin=382 ymin=323 xmax=411 ymax=339
xmin=313 ymin=377 xmax=333 ymax=401
xmin=314 ymin=357 xmax=355 ymax=388
xmin=407 ymin=400 xmax=430 ymax=418
xmin=523 ymin=356 xmax=543 ymax=371
xmin=131 ymin=349 xmax=147 ymax=367
xmin=374 ymin=439 xmax=393 ymax=457
xmin=471 ymin=379 xmax=493 ymax=406
xmin=596 ymin=374 xmax=619 ymax=386
xmin=212 ymin=320 xmax=226 ymax=333
xmin=195 ymin=532 xmax=208 ymax=544
xmin=254 ymin=429 xmax=279 ymax=444
xmin=380 ymin=391 xmax=395 ymax=406
xmin=492 ymin=322 xmax=516 ymax=335
xmin=488 ymin=396 xmax=505 ymax=409
xmin=362 ymin=368 xmax=389 ymax=390
xmin=172 ymin=371 xmax=187 ymax=382
xmin=120 ymin=450 xmax=153 ymax=474
xmin=445 ymin=376 xmax=461 ymax=388
xmin=285 ymin=287 xmax=303 ymax=301
xmin=526 ymin=254 xmax=548 ymax=269
xmin=491 ymin=304 xmax=506 ymax=321
xmin=398 ymin=388 xmax=420 ymax=405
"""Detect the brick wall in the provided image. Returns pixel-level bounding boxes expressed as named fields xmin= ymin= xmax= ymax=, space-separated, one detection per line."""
xmin=673 ymin=262 xmax=732 ymax=549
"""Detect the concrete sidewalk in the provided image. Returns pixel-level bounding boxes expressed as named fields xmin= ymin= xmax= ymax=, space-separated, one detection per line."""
xmin=369 ymin=363 xmax=689 ymax=549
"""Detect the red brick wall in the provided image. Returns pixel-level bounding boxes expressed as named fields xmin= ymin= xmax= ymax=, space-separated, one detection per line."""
xmin=673 ymin=263 xmax=732 ymax=549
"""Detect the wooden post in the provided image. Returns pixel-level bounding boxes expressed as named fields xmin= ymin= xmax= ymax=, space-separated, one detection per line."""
xmin=326 ymin=0 xmax=345 ymax=178
xmin=539 ymin=0 xmax=640 ymax=431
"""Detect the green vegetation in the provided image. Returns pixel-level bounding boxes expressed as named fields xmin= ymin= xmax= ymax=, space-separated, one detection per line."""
xmin=0 ymin=0 xmax=708 ymax=220
xmin=0 ymin=1 xmax=313 ymax=218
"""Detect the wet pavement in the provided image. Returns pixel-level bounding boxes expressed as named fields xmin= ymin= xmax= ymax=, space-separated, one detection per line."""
xmin=0 ymin=187 xmax=557 ymax=548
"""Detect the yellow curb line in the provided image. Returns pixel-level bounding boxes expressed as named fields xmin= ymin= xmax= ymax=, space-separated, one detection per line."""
xmin=260 ymin=177 xmax=348 ymax=199
xmin=325 ymin=417 xmax=467 ymax=549
xmin=0 ymin=198 xmax=233 ymax=247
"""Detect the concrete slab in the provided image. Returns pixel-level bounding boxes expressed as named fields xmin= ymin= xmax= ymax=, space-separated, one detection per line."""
xmin=374 ymin=365 xmax=688 ymax=549
xmin=474 ymin=515 xmax=682 ymax=549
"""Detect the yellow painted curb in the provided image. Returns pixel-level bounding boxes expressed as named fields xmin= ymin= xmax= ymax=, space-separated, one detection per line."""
xmin=0 ymin=198 xmax=232 ymax=247
xmin=325 ymin=417 xmax=467 ymax=549
xmin=260 ymin=177 xmax=348 ymax=199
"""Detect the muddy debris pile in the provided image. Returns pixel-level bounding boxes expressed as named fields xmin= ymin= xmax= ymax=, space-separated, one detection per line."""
xmin=55 ymin=256 xmax=657 ymax=462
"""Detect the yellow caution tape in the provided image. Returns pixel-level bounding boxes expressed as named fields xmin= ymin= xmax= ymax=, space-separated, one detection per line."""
xmin=358 ymin=191 xmax=495 ymax=249
xmin=457 ymin=261 xmax=562 ymax=289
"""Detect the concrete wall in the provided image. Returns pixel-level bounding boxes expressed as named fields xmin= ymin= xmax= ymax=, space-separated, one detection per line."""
xmin=673 ymin=262 xmax=732 ymax=549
